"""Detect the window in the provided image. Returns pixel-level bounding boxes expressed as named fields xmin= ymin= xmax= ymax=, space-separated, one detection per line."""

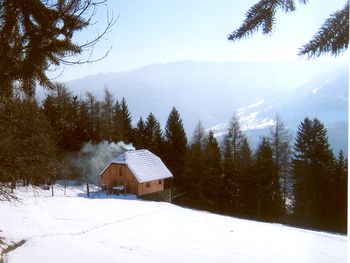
xmin=119 ymin=167 xmax=122 ymax=177
xmin=159 ymin=180 xmax=162 ymax=185
xmin=146 ymin=182 xmax=150 ymax=188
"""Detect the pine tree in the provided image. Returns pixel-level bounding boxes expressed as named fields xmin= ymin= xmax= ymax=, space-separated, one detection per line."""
xmin=270 ymin=115 xmax=292 ymax=213
xmin=113 ymin=98 xmax=133 ymax=143
xmin=202 ymin=130 xmax=223 ymax=210
xmin=42 ymin=83 xmax=80 ymax=151
xmin=292 ymin=117 xmax=336 ymax=230
xmin=0 ymin=0 xmax=115 ymax=98
xmin=330 ymin=150 xmax=347 ymax=232
xmin=183 ymin=121 xmax=206 ymax=206
xmin=144 ymin=113 xmax=165 ymax=156
xmin=133 ymin=117 xmax=146 ymax=149
xmin=164 ymin=107 xmax=188 ymax=187
xmin=254 ymin=137 xmax=283 ymax=221
xmin=0 ymin=96 xmax=59 ymax=187
xmin=235 ymin=137 xmax=255 ymax=217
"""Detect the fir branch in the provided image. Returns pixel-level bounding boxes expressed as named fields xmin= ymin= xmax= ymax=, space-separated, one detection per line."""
xmin=228 ymin=0 xmax=308 ymax=41
xmin=299 ymin=2 xmax=349 ymax=58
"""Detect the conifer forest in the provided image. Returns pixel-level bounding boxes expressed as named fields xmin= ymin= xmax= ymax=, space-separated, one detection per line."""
xmin=0 ymin=84 xmax=347 ymax=233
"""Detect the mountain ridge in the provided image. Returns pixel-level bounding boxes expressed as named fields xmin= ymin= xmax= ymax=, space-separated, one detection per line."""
xmin=62 ymin=61 xmax=348 ymax=154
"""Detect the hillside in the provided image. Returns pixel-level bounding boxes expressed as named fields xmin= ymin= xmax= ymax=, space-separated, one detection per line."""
xmin=64 ymin=61 xmax=348 ymax=131
xmin=61 ymin=61 xmax=348 ymax=154
xmin=209 ymin=64 xmax=348 ymax=154
xmin=0 ymin=184 xmax=346 ymax=263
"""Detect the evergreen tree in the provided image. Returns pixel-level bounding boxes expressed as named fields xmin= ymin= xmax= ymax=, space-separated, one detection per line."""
xmin=133 ymin=117 xmax=146 ymax=149
xmin=0 ymin=96 xmax=59 ymax=187
xmin=114 ymin=97 xmax=132 ymax=143
xmin=144 ymin=113 xmax=164 ymax=156
xmin=42 ymin=83 xmax=80 ymax=151
xmin=202 ymin=130 xmax=223 ymax=210
xmin=292 ymin=117 xmax=336 ymax=230
xmin=235 ymin=137 xmax=255 ymax=217
xmin=164 ymin=107 xmax=188 ymax=187
xmin=183 ymin=121 xmax=206 ymax=206
xmin=0 ymin=0 xmax=115 ymax=98
xmin=270 ymin=115 xmax=292 ymax=212
xmin=254 ymin=137 xmax=283 ymax=221
xmin=332 ymin=150 xmax=348 ymax=232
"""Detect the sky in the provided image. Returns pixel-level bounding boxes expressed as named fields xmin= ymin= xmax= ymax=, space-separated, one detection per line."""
xmin=52 ymin=0 xmax=349 ymax=81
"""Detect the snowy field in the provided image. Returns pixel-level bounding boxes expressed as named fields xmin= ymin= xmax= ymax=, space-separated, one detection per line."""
xmin=0 ymin=184 xmax=347 ymax=263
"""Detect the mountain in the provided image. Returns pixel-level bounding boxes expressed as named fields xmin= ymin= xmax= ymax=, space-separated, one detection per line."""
xmin=210 ymin=65 xmax=348 ymax=155
xmin=63 ymin=61 xmax=348 ymax=154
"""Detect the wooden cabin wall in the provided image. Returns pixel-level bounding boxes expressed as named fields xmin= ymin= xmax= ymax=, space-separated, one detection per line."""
xmin=138 ymin=179 xmax=164 ymax=196
xmin=101 ymin=164 xmax=138 ymax=195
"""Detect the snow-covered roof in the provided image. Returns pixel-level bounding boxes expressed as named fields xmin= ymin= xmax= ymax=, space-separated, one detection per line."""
xmin=99 ymin=149 xmax=173 ymax=183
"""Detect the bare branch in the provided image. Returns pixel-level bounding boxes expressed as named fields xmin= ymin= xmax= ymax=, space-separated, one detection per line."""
xmin=0 ymin=184 xmax=19 ymax=202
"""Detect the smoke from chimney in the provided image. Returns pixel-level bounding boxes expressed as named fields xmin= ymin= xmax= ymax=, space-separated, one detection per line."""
xmin=73 ymin=141 xmax=135 ymax=184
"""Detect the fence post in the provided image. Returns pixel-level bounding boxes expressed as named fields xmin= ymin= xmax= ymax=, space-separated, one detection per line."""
xmin=86 ymin=182 xmax=90 ymax=198
xmin=11 ymin=180 xmax=15 ymax=193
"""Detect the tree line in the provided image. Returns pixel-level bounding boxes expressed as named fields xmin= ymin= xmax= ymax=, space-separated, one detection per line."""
xmin=0 ymin=84 xmax=347 ymax=233
xmin=181 ymin=116 xmax=347 ymax=234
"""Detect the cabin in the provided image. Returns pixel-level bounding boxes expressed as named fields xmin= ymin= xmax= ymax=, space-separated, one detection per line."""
xmin=99 ymin=149 xmax=173 ymax=196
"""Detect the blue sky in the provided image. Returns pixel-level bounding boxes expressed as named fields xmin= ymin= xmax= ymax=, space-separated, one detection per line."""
xmin=54 ymin=0 xmax=348 ymax=81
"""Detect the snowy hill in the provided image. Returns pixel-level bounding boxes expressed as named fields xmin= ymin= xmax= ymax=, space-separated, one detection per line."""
xmin=0 ymin=184 xmax=346 ymax=263
xmin=209 ymin=65 xmax=348 ymax=154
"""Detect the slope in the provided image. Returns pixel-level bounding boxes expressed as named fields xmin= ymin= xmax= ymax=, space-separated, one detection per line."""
xmin=0 ymin=184 xmax=346 ymax=263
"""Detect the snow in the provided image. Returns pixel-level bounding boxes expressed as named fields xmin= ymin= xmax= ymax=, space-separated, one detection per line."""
xmin=237 ymin=99 xmax=265 ymax=116
xmin=0 ymin=184 xmax=347 ymax=263
xmin=247 ymin=99 xmax=265 ymax=109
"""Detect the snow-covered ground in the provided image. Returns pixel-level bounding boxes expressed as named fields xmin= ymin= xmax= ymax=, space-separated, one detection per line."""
xmin=0 ymin=184 xmax=347 ymax=263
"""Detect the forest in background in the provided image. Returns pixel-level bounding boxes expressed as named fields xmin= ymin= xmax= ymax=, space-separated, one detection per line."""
xmin=0 ymin=83 xmax=347 ymax=234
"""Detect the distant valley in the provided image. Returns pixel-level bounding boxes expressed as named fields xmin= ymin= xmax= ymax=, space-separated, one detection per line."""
xmin=61 ymin=61 xmax=348 ymax=155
